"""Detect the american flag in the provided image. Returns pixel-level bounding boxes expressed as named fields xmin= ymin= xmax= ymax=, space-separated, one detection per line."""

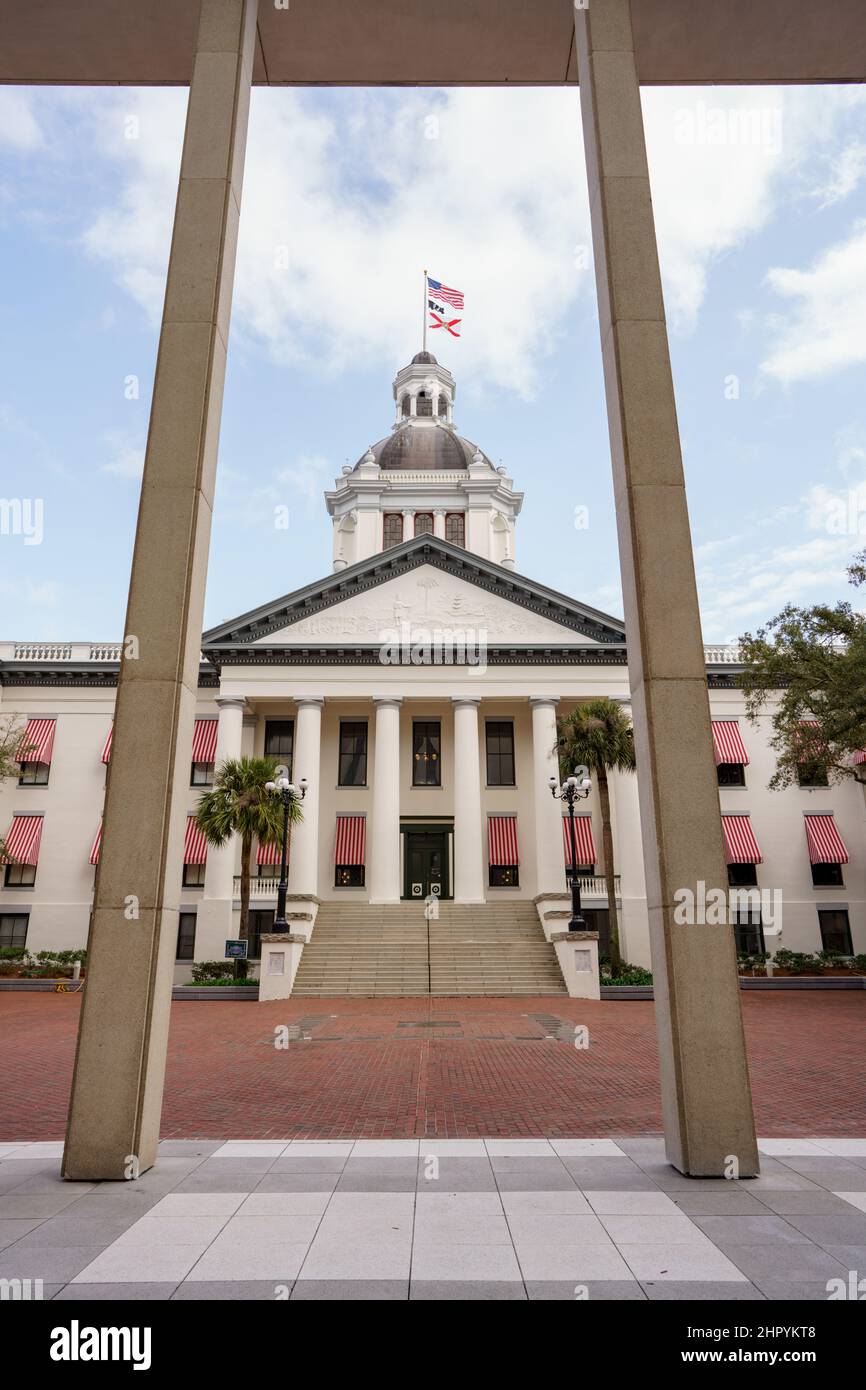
xmin=428 ymin=276 xmax=464 ymax=310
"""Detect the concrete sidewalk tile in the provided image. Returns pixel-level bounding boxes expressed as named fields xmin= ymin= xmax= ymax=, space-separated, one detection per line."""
xmin=351 ymin=1140 xmax=420 ymax=1157
xmin=292 ymin=1279 xmax=408 ymax=1300
xmin=214 ymin=1214 xmax=321 ymax=1245
xmin=416 ymin=1158 xmax=497 ymax=1191
xmin=12 ymin=1215 xmax=141 ymax=1249
xmin=641 ymin=1280 xmax=765 ymax=1301
xmin=412 ymin=1212 xmax=512 ymax=1245
xmin=417 ymin=1140 xmax=488 ymax=1157
xmin=299 ymin=1238 xmax=411 ymax=1280
xmin=500 ymin=1189 xmax=592 ymax=1215
xmin=494 ymin=1165 xmax=577 ymax=1192
xmin=211 ymin=1143 xmax=288 ymax=1159
xmin=270 ymin=1156 xmax=347 ymax=1174
xmin=527 ymin=1279 xmax=646 ymax=1300
xmin=112 ymin=1215 xmax=229 ymax=1246
xmin=147 ymin=1193 xmax=247 ymax=1217
xmin=54 ymin=1282 xmax=180 ymax=1300
xmin=753 ymin=1190 xmax=857 ymax=1215
xmin=415 ymin=1191 xmax=503 ymax=1215
xmin=484 ymin=1140 xmax=554 ymax=1156
xmin=410 ymin=1243 xmax=522 ymax=1281
xmin=600 ymin=1214 xmax=710 ymax=1245
xmin=73 ymin=1243 xmax=207 ymax=1284
xmin=751 ymin=1278 xmax=842 ymax=1301
xmin=833 ymin=1191 xmax=866 ymax=1212
xmin=411 ymin=1279 xmax=526 ymax=1300
xmin=549 ymin=1140 xmax=625 ymax=1157
xmin=669 ymin=1191 xmax=769 ymax=1216
xmin=586 ymin=1191 xmax=679 ymax=1215
xmin=236 ymin=1192 xmax=331 ymax=1217
xmin=0 ymin=1193 xmax=84 ymax=1219
xmin=618 ymin=1245 xmax=749 ymax=1282
xmin=174 ymin=1280 xmax=293 ymax=1300
xmin=186 ymin=1243 xmax=310 ymax=1282
xmin=806 ymin=1139 xmax=866 ymax=1157
xmin=691 ymin=1214 xmax=811 ymax=1245
xmin=782 ymin=1211 xmax=866 ymax=1245
xmin=758 ymin=1139 xmax=832 ymax=1156
xmin=0 ymin=1245 xmax=118 ymax=1283
xmin=0 ymin=1218 xmax=45 ymax=1249
xmin=286 ymin=1142 xmax=353 ymax=1157
xmin=516 ymin=1243 xmax=633 ymax=1281
xmin=720 ymin=1243 xmax=848 ymax=1282
xmin=255 ymin=1173 xmax=339 ymax=1194
xmin=507 ymin=1213 xmax=610 ymax=1245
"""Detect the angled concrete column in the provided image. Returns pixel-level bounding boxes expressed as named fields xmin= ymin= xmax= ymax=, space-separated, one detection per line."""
xmin=530 ymin=696 xmax=567 ymax=896
xmin=452 ymin=698 xmax=485 ymax=902
xmin=287 ymin=698 xmax=324 ymax=898
xmin=63 ymin=0 xmax=258 ymax=1181
xmin=370 ymin=698 xmax=403 ymax=902
xmin=574 ymin=0 xmax=758 ymax=1176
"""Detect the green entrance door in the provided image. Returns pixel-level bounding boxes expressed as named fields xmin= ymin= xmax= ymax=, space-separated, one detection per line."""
xmin=403 ymin=828 xmax=450 ymax=901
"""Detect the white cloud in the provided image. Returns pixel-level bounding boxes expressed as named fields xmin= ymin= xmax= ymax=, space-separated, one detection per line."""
xmin=101 ymin=430 xmax=145 ymax=480
xmin=760 ymin=221 xmax=866 ymax=384
xmin=811 ymin=141 xmax=866 ymax=208
xmin=0 ymin=90 xmax=44 ymax=151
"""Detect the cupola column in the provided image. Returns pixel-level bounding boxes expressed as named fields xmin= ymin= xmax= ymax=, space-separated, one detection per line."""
xmin=433 ymin=509 xmax=446 ymax=539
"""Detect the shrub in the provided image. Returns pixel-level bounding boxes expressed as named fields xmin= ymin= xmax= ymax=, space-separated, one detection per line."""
xmin=601 ymin=961 xmax=653 ymax=986
xmin=773 ymin=949 xmax=819 ymax=975
xmin=183 ymin=976 xmax=258 ymax=987
xmin=190 ymin=960 xmax=237 ymax=983
xmin=737 ymin=950 xmax=770 ymax=974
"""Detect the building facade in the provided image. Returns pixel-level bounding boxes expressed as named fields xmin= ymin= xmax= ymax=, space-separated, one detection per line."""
xmin=2 ymin=354 xmax=865 ymax=987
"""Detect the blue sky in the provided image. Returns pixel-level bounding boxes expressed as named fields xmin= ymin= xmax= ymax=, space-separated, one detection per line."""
xmin=1 ymin=83 xmax=866 ymax=643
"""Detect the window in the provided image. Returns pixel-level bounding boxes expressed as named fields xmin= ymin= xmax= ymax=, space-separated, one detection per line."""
xmin=818 ymin=909 xmax=853 ymax=955
xmin=4 ymin=863 xmax=36 ymax=887
xmin=733 ymin=913 xmax=765 ymax=955
xmin=258 ymin=860 xmax=280 ymax=879
xmin=811 ymin=861 xmax=843 ymax=887
xmin=727 ymin=863 xmax=758 ymax=888
xmin=176 ymin=912 xmax=196 ymax=961
xmin=717 ymin=762 xmax=746 ymax=787
xmin=798 ymin=763 xmax=829 ymax=788
xmin=414 ymin=513 xmax=434 ymax=537
xmin=489 ymin=864 xmax=519 ymax=888
xmin=339 ymin=721 xmax=368 ymax=787
xmin=0 ymin=913 xmax=28 ymax=948
xmin=18 ymin=762 xmax=49 ymax=786
xmin=486 ymin=721 xmax=515 ymax=786
xmin=383 ymin=513 xmax=404 ymax=549
xmin=335 ymin=865 xmax=365 ymax=888
xmin=413 ymin=721 xmax=441 ymax=786
xmin=190 ymin=761 xmax=214 ymax=786
xmin=401 ymin=394 xmax=411 ymax=417
xmin=445 ymin=513 xmax=465 ymax=547
xmin=182 ymin=862 xmax=206 ymax=888
xmin=438 ymin=395 xmax=449 ymax=419
xmin=248 ymin=911 xmax=272 ymax=960
xmin=264 ymin=719 xmax=294 ymax=775
xmin=416 ymin=391 xmax=433 ymax=417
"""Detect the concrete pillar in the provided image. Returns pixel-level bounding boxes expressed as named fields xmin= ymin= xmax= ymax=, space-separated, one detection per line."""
xmin=62 ymin=0 xmax=258 ymax=1182
xmin=452 ymin=698 xmax=485 ymax=902
xmin=433 ymin=509 xmax=446 ymax=540
xmin=530 ymin=697 xmax=567 ymax=896
xmin=287 ymin=698 xmax=324 ymax=898
xmin=574 ymin=0 xmax=757 ymax=1176
xmin=195 ymin=697 xmax=245 ymax=959
xmin=370 ymin=698 xmax=402 ymax=902
xmin=402 ymin=508 xmax=414 ymax=540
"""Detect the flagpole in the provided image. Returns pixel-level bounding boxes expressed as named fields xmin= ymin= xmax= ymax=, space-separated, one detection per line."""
xmin=422 ymin=267 xmax=427 ymax=353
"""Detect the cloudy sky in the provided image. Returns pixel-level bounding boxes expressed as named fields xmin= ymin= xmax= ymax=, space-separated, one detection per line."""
xmin=1 ymin=82 xmax=866 ymax=642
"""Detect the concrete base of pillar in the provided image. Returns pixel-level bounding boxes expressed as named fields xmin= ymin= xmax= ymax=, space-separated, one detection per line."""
xmin=551 ymin=931 xmax=600 ymax=999
xmin=257 ymin=935 xmax=305 ymax=1001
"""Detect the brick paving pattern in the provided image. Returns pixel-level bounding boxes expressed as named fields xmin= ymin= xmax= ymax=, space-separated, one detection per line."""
xmin=1 ymin=991 xmax=863 ymax=1140
xmin=1 ymin=1137 xmax=866 ymax=1300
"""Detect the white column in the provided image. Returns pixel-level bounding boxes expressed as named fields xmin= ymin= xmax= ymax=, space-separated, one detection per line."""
xmin=453 ymin=697 xmax=485 ymax=902
xmin=288 ymin=698 xmax=324 ymax=898
xmin=195 ymin=698 xmax=246 ymax=960
xmin=530 ymin=696 xmax=567 ymax=896
xmin=433 ymin=509 xmax=446 ymax=539
xmin=370 ymin=697 xmax=402 ymax=902
xmin=409 ymin=393 xmax=417 ymax=416
xmin=402 ymin=508 xmax=414 ymax=541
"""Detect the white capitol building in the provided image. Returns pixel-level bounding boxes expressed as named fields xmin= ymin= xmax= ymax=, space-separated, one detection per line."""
xmin=2 ymin=352 xmax=864 ymax=994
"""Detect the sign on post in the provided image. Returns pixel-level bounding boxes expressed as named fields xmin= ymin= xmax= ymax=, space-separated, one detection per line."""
xmin=224 ymin=940 xmax=248 ymax=960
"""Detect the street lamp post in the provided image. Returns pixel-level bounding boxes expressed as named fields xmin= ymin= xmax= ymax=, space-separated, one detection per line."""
xmin=264 ymin=774 xmax=308 ymax=932
xmin=549 ymin=770 xmax=593 ymax=932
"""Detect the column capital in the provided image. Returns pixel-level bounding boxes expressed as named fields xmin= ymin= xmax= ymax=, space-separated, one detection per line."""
xmin=452 ymin=696 xmax=481 ymax=709
xmin=401 ymin=508 xmax=414 ymax=520
xmin=215 ymin=696 xmax=247 ymax=711
xmin=529 ymin=695 xmax=560 ymax=709
xmin=433 ymin=507 xmax=447 ymax=518
xmin=373 ymin=695 xmax=403 ymax=709
xmin=294 ymin=696 xmax=325 ymax=710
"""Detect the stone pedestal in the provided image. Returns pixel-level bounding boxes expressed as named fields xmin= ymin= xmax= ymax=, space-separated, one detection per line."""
xmin=257 ymin=934 xmax=306 ymax=1002
xmin=550 ymin=930 xmax=601 ymax=1000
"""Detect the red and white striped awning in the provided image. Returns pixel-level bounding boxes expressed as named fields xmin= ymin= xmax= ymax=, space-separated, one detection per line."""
xmin=183 ymin=816 xmax=208 ymax=866
xmin=562 ymin=814 xmax=596 ymax=868
xmin=335 ymin=814 xmax=366 ymax=866
xmin=804 ymin=814 xmax=848 ymax=865
xmin=257 ymin=836 xmax=282 ymax=866
xmin=192 ymin=718 xmax=218 ymax=764
xmin=854 ymin=750 xmax=866 ymax=765
xmin=89 ymin=823 xmax=102 ymax=865
xmin=711 ymin=720 xmax=749 ymax=766
xmin=101 ymin=726 xmax=113 ymax=764
xmin=17 ymin=718 xmax=56 ymax=765
xmin=1 ymin=814 xmax=44 ymax=865
xmin=488 ymin=815 xmax=519 ymax=866
xmin=721 ymin=814 xmax=763 ymax=865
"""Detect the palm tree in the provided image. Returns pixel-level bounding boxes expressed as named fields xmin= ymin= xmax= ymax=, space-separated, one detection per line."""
xmin=556 ymin=699 xmax=636 ymax=974
xmin=194 ymin=756 xmax=304 ymax=976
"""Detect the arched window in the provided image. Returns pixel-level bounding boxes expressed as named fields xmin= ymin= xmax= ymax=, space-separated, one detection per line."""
xmin=401 ymin=394 xmax=411 ymax=417
xmin=414 ymin=513 xmax=434 ymax=537
xmin=445 ymin=512 xmax=465 ymax=547
xmin=438 ymin=394 xmax=449 ymax=418
xmin=383 ymin=513 xmax=404 ymax=548
xmin=416 ymin=390 xmax=433 ymax=417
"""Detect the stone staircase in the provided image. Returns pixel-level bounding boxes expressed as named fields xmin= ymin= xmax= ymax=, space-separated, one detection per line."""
xmin=291 ymin=902 xmax=566 ymax=996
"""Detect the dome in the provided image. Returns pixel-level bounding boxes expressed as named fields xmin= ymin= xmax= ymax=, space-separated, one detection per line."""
xmin=411 ymin=351 xmax=438 ymax=365
xmin=355 ymin=423 xmax=492 ymax=472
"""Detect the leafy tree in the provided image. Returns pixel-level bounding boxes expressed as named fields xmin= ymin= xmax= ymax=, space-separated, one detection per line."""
xmin=738 ymin=549 xmax=866 ymax=789
xmin=194 ymin=756 xmax=304 ymax=975
xmin=556 ymin=699 xmax=636 ymax=973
